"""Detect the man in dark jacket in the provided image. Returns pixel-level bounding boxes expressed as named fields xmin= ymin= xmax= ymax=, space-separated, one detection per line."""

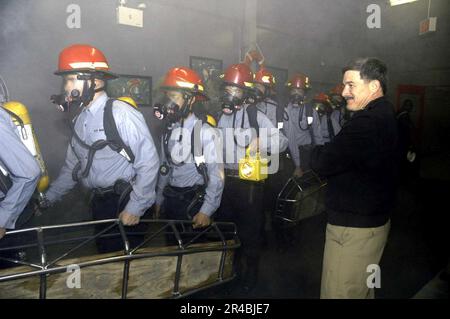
xmin=311 ymin=58 xmax=399 ymax=299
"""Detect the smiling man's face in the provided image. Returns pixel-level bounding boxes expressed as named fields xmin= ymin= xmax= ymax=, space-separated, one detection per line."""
xmin=342 ymin=70 xmax=375 ymax=111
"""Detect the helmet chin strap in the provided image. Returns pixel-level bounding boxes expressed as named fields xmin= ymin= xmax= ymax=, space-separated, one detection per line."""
xmin=177 ymin=94 xmax=194 ymax=142
xmin=80 ymin=78 xmax=104 ymax=107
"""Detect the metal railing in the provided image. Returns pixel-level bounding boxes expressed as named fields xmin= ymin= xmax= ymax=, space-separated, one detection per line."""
xmin=0 ymin=219 xmax=240 ymax=299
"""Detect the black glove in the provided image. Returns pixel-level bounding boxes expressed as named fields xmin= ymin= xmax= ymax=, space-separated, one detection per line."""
xmin=37 ymin=194 xmax=52 ymax=210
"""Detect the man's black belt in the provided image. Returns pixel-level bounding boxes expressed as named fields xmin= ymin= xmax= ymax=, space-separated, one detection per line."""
xmin=91 ymin=179 xmax=132 ymax=197
xmin=91 ymin=186 xmax=115 ymax=196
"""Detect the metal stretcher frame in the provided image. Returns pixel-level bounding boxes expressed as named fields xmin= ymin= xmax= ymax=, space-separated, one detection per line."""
xmin=0 ymin=219 xmax=240 ymax=299
xmin=274 ymin=170 xmax=327 ymax=224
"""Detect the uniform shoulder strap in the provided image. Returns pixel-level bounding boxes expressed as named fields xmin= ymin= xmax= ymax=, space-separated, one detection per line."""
xmin=190 ymin=119 xmax=209 ymax=185
xmin=305 ymin=103 xmax=314 ymax=119
xmin=304 ymin=103 xmax=316 ymax=145
xmin=246 ymin=104 xmax=260 ymax=137
xmin=103 ymin=99 xmax=135 ymax=163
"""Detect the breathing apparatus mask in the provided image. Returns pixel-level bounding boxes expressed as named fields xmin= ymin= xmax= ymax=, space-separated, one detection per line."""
xmin=313 ymin=101 xmax=332 ymax=117
xmin=154 ymin=92 xmax=191 ymax=123
xmin=290 ymin=90 xmax=306 ymax=105
xmin=51 ymin=73 xmax=105 ymax=112
xmin=329 ymin=94 xmax=346 ymax=110
xmin=253 ymin=84 xmax=267 ymax=103
xmin=221 ymin=86 xmax=246 ymax=115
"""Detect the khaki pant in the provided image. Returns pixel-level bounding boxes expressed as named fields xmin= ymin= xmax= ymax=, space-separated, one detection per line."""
xmin=320 ymin=220 xmax=391 ymax=299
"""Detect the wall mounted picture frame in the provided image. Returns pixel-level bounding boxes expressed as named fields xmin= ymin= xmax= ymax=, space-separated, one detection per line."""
xmin=106 ymin=74 xmax=152 ymax=107
xmin=189 ymin=56 xmax=223 ymax=84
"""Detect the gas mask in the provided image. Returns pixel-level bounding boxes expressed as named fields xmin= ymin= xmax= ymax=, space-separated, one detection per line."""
xmin=248 ymin=82 xmax=267 ymax=104
xmin=253 ymin=87 xmax=266 ymax=103
xmin=313 ymin=102 xmax=331 ymax=117
xmin=50 ymin=89 xmax=80 ymax=113
xmin=289 ymin=87 xmax=307 ymax=106
xmin=329 ymin=94 xmax=346 ymax=110
xmin=51 ymin=74 xmax=102 ymax=112
xmin=221 ymin=87 xmax=245 ymax=115
xmin=153 ymin=95 xmax=189 ymax=123
xmin=290 ymin=93 xmax=305 ymax=105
